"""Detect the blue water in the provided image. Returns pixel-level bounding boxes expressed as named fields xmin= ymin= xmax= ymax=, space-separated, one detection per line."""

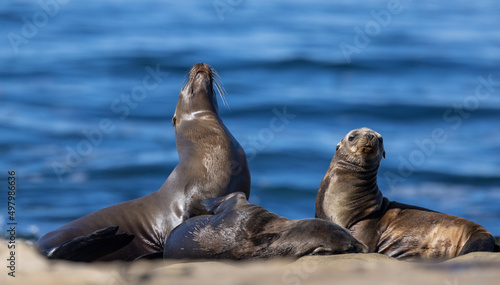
xmin=1 ymin=0 xmax=499 ymax=240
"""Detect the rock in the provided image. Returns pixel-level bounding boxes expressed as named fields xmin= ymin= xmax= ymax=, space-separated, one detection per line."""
xmin=2 ymin=240 xmax=499 ymax=285
xmin=444 ymin=252 xmax=500 ymax=265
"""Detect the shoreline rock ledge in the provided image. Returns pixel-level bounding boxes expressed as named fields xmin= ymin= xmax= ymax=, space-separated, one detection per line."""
xmin=2 ymin=240 xmax=499 ymax=285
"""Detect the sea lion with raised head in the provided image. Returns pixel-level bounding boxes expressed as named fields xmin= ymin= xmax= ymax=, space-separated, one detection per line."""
xmin=164 ymin=192 xmax=368 ymax=260
xmin=316 ymin=127 xmax=497 ymax=260
xmin=37 ymin=63 xmax=251 ymax=261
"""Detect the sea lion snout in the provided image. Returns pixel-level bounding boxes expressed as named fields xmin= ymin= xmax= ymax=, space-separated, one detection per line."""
xmin=341 ymin=128 xmax=384 ymax=160
xmin=175 ymin=63 xmax=221 ymax=119
xmin=195 ymin=70 xmax=210 ymax=80
xmin=335 ymin=229 xmax=369 ymax=254
xmin=359 ymin=133 xmax=379 ymax=154
xmin=358 ymin=129 xmax=380 ymax=148
xmin=192 ymin=62 xmax=211 ymax=73
xmin=295 ymin=219 xmax=369 ymax=256
xmin=190 ymin=63 xmax=213 ymax=89
xmin=354 ymin=242 xmax=369 ymax=254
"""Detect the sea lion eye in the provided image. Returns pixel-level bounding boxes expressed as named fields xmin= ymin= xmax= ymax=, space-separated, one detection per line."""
xmin=348 ymin=135 xmax=355 ymax=141
xmin=310 ymin=247 xmax=334 ymax=256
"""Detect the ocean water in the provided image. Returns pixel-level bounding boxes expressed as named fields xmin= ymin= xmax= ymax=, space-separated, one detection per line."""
xmin=0 ymin=0 xmax=499 ymax=240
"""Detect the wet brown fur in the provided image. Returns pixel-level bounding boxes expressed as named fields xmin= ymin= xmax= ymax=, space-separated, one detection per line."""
xmin=316 ymin=127 xmax=496 ymax=260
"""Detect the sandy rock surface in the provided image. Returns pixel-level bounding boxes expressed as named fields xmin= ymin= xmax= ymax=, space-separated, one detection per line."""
xmin=2 ymin=240 xmax=499 ymax=285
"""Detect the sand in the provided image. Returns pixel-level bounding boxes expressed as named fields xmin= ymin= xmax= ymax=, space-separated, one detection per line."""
xmin=2 ymin=240 xmax=499 ymax=285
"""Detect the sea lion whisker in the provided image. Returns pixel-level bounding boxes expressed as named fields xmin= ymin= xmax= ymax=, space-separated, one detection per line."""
xmin=182 ymin=71 xmax=190 ymax=85
xmin=211 ymin=68 xmax=222 ymax=80
xmin=208 ymin=68 xmax=230 ymax=111
xmin=214 ymin=78 xmax=231 ymax=111
xmin=210 ymin=67 xmax=229 ymax=104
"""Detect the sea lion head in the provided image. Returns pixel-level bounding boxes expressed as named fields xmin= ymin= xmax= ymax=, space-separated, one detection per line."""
xmin=172 ymin=63 xmax=227 ymax=127
xmin=272 ymin=219 xmax=369 ymax=257
xmin=336 ymin=127 xmax=385 ymax=165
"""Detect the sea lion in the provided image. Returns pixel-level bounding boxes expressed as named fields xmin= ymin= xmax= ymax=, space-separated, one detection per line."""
xmin=37 ymin=63 xmax=251 ymax=261
xmin=316 ymin=127 xmax=497 ymax=260
xmin=164 ymin=192 xmax=368 ymax=260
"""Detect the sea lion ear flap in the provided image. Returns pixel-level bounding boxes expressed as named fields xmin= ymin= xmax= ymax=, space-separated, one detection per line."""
xmin=383 ymin=151 xmax=386 ymax=158
xmin=172 ymin=115 xmax=177 ymax=127
xmin=336 ymin=142 xmax=341 ymax=152
xmin=201 ymin=192 xmax=248 ymax=214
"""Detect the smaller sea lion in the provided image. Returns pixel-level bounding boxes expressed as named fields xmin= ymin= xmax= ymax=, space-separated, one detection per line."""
xmin=316 ymin=127 xmax=497 ymax=260
xmin=164 ymin=192 xmax=368 ymax=260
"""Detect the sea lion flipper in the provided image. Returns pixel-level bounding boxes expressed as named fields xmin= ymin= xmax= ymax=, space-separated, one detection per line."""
xmin=43 ymin=226 xmax=135 ymax=262
xmin=200 ymin=196 xmax=227 ymax=214
xmin=458 ymin=231 xmax=497 ymax=255
xmin=494 ymin=244 xmax=500 ymax=252
xmin=201 ymin=192 xmax=248 ymax=214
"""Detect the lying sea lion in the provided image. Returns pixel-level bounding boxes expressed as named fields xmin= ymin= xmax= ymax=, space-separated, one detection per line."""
xmin=164 ymin=192 xmax=368 ymax=260
xmin=316 ymin=127 xmax=497 ymax=260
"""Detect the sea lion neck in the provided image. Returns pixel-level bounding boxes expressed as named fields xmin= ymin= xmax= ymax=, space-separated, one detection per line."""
xmin=174 ymin=84 xmax=219 ymax=118
xmin=173 ymin=113 xmax=228 ymax=164
xmin=335 ymin=150 xmax=381 ymax=183
xmin=316 ymin=150 xmax=384 ymax=229
xmin=172 ymin=64 xmax=225 ymax=159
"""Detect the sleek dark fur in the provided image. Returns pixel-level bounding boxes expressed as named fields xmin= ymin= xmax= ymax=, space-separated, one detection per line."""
xmin=164 ymin=192 xmax=368 ymax=260
xmin=37 ymin=63 xmax=251 ymax=261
